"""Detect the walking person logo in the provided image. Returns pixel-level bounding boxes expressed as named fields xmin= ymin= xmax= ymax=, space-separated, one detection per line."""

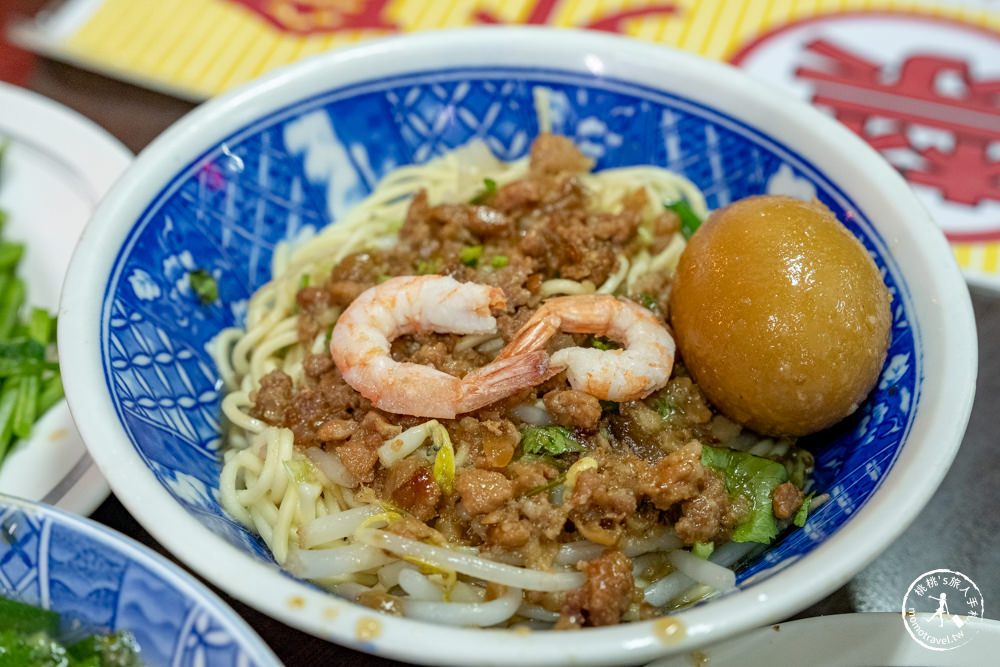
xmin=902 ymin=569 xmax=984 ymax=651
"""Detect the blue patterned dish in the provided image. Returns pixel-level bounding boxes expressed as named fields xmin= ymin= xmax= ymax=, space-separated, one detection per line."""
xmin=0 ymin=494 xmax=279 ymax=666
xmin=58 ymin=28 xmax=976 ymax=666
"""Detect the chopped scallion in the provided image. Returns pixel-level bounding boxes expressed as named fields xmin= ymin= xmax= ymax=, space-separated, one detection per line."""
xmin=666 ymin=199 xmax=703 ymax=240
xmin=460 ymin=245 xmax=483 ymax=267
xmin=469 ymin=177 xmax=498 ymax=205
xmin=188 ymin=268 xmax=218 ymax=304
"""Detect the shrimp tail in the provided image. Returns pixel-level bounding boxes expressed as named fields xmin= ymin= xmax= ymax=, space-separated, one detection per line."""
xmin=457 ymin=350 xmax=559 ymax=414
xmin=493 ymin=306 xmax=560 ymax=361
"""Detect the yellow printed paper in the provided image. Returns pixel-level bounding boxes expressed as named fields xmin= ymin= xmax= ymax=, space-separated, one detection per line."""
xmin=14 ymin=0 xmax=1000 ymax=287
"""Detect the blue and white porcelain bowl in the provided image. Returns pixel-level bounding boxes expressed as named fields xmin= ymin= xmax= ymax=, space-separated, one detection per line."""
xmin=0 ymin=494 xmax=279 ymax=666
xmin=58 ymin=28 xmax=977 ymax=666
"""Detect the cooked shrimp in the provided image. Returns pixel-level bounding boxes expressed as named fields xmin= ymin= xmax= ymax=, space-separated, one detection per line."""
xmin=495 ymin=294 xmax=675 ymax=401
xmin=330 ymin=275 xmax=551 ymax=419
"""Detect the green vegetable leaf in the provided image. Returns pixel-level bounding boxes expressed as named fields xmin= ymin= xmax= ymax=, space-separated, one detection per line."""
xmin=188 ymin=268 xmax=218 ymax=304
xmin=590 ymin=336 xmax=619 ymax=351
xmin=469 ymin=177 xmax=498 ymax=205
xmin=794 ymin=491 xmax=816 ymax=528
xmin=13 ymin=374 xmax=38 ymax=440
xmin=460 ymin=245 xmax=483 ymax=267
xmin=638 ymin=293 xmax=659 ymax=313
xmin=0 ymin=597 xmax=59 ymax=635
xmin=598 ymin=399 xmax=619 ymax=414
xmin=0 ymin=278 xmax=25 ymax=340
xmin=0 ymin=378 xmax=19 ymax=462
xmin=38 ymin=374 xmax=63 ymax=416
xmin=666 ymin=199 xmax=703 ymax=240
xmin=701 ymin=445 xmax=788 ymax=544
xmin=0 ymin=628 xmax=68 ymax=666
xmin=521 ymin=425 xmax=584 ymax=457
xmin=0 ymin=339 xmax=55 ymax=376
xmin=652 ymin=396 xmax=676 ymax=418
xmin=27 ymin=308 xmax=53 ymax=346
xmin=491 ymin=255 xmax=509 ymax=269
xmin=0 ymin=242 xmax=24 ymax=273
xmin=415 ymin=257 xmax=442 ymax=275
xmin=67 ymin=631 xmax=142 ymax=667
xmin=692 ymin=541 xmax=715 ymax=559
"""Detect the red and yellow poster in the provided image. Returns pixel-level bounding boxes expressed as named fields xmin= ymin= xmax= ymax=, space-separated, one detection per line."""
xmin=11 ymin=0 xmax=1000 ymax=287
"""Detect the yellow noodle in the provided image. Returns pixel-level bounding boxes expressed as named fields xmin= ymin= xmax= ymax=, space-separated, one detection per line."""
xmin=216 ymin=139 xmax=708 ymax=623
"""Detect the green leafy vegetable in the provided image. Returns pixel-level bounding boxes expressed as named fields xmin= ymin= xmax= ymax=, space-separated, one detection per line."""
xmin=415 ymin=257 xmax=443 ymax=275
xmin=0 ymin=138 xmax=63 ymax=469
xmin=0 ymin=340 xmax=56 ymax=376
xmin=298 ymin=273 xmax=310 ymax=289
xmin=666 ymin=199 xmax=703 ymax=240
xmin=491 ymin=255 xmax=509 ymax=269
xmin=0 ymin=243 xmax=24 ymax=273
xmin=0 ymin=598 xmax=141 ymax=667
xmin=37 ymin=375 xmax=63 ymax=416
xmin=67 ymin=632 xmax=142 ymax=667
xmin=0 ymin=378 xmax=19 ymax=460
xmin=589 ymin=336 xmax=619 ymax=350
xmin=469 ymin=177 xmax=498 ymax=205
xmin=188 ymin=268 xmax=218 ymax=304
xmin=521 ymin=425 xmax=584 ymax=457
xmin=794 ymin=492 xmax=816 ymax=528
xmin=598 ymin=399 xmax=619 ymax=414
xmin=27 ymin=309 xmax=53 ymax=346
xmin=460 ymin=245 xmax=483 ymax=267
xmin=638 ymin=293 xmax=659 ymax=312
xmin=652 ymin=396 xmax=677 ymax=418
xmin=0 ymin=278 xmax=25 ymax=339
xmin=13 ymin=374 xmax=38 ymax=440
xmin=0 ymin=597 xmax=58 ymax=635
xmin=701 ymin=445 xmax=789 ymax=544
xmin=692 ymin=541 xmax=715 ymax=559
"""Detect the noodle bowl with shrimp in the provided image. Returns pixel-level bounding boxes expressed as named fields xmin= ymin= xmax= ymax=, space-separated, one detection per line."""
xmin=216 ymin=132 xmax=822 ymax=629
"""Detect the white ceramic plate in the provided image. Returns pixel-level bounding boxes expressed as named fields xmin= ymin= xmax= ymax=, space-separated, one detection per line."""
xmin=0 ymin=82 xmax=130 ymax=514
xmin=647 ymin=613 xmax=1000 ymax=667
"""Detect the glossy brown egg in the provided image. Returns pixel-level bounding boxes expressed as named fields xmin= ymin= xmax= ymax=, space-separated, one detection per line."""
xmin=669 ymin=195 xmax=891 ymax=437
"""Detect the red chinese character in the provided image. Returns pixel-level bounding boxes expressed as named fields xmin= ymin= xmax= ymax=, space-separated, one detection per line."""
xmin=474 ymin=0 xmax=678 ymax=34
xmin=230 ymin=0 xmax=397 ymax=35
xmin=795 ymin=39 xmax=1000 ymax=208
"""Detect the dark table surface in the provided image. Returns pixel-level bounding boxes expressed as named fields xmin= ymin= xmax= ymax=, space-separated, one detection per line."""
xmin=2 ymin=2 xmax=997 ymax=665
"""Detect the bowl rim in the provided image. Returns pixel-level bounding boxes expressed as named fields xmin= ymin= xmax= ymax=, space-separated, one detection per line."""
xmin=0 ymin=493 xmax=281 ymax=665
xmin=58 ymin=26 xmax=978 ymax=666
